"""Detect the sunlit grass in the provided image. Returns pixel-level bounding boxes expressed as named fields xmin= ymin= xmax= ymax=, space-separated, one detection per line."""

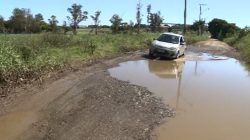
xmin=232 ymin=33 xmax=250 ymax=63
xmin=0 ymin=31 xmax=207 ymax=85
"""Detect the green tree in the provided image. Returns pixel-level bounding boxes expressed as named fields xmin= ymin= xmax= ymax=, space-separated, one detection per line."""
xmin=90 ymin=11 xmax=101 ymax=35
xmin=136 ymin=1 xmax=142 ymax=34
xmin=24 ymin=10 xmax=43 ymax=33
xmin=62 ymin=21 xmax=70 ymax=35
xmin=208 ymin=18 xmax=240 ymax=40
xmin=35 ymin=13 xmax=43 ymax=22
xmin=110 ymin=14 xmax=122 ymax=33
xmin=191 ymin=20 xmax=206 ymax=35
xmin=34 ymin=13 xmax=45 ymax=32
xmin=9 ymin=8 xmax=27 ymax=33
xmin=238 ymin=26 xmax=250 ymax=39
xmin=48 ymin=15 xmax=58 ymax=33
xmin=147 ymin=4 xmax=151 ymax=26
xmin=121 ymin=22 xmax=129 ymax=33
xmin=25 ymin=11 xmax=33 ymax=33
xmin=0 ymin=16 xmax=5 ymax=33
xmin=149 ymin=11 xmax=164 ymax=32
xmin=4 ymin=20 xmax=12 ymax=33
xmin=34 ymin=14 xmax=49 ymax=32
xmin=67 ymin=3 xmax=88 ymax=35
xmin=7 ymin=8 xmax=44 ymax=33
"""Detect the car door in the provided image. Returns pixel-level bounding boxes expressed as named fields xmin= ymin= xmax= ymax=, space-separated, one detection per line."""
xmin=180 ymin=37 xmax=185 ymax=55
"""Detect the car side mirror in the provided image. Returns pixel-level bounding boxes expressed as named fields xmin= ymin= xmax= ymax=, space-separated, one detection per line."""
xmin=180 ymin=42 xmax=185 ymax=45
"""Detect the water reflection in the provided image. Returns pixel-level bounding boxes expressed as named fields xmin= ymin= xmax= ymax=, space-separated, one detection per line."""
xmin=109 ymin=55 xmax=250 ymax=140
xmin=148 ymin=60 xmax=184 ymax=79
xmin=148 ymin=60 xmax=184 ymax=109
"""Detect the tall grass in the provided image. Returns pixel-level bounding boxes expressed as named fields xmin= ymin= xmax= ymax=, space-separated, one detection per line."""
xmin=0 ymin=31 xmax=207 ymax=90
xmin=184 ymin=31 xmax=210 ymax=44
xmin=225 ymin=33 xmax=250 ymax=63
xmin=0 ymin=32 xmax=158 ymax=85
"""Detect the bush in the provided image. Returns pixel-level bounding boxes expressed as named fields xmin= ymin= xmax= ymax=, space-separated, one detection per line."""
xmin=224 ymin=27 xmax=250 ymax=47
xmin=231 ymin=33 xmax=250 ymax=63
xmin=208 ymin=18 xmax=240 ymax=40
xmin=41 ymin=33 xmax=73 ymax=47
xmin=83 ymin=41 xmax=97 ymax=55
xmin=19 ymin=46 xmax=33 ymax=61
xmin=0 ymin=32 xmax=160 ymax=87
xmin=238 ymin=27 xmax=250 ymax=39
xmin=184 ymin=31 xmax=210 ymax=44
xmin=0 ymin=45 xmax=23 ymax=84
xmin=190 ymin=20 xmax=206 ymax=35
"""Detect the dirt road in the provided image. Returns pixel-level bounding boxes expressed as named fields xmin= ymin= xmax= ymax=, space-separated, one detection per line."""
xmin=189 ymin=39 xmax=239 ymax=58
xmin=0 ymin=39 xmax=236 ymax=140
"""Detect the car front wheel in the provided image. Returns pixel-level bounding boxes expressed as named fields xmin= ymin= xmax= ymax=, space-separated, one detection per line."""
xmin=175 ymin=51 xmax=180 ymax=59
xmin=149 ymin=50 xmax=154 ymax=58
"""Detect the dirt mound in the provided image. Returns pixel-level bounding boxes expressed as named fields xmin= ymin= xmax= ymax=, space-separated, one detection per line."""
xmin=188 ymin=39 xmax=239 ymax=58
xmin=195 ymin=39 xmax=232 ymax=50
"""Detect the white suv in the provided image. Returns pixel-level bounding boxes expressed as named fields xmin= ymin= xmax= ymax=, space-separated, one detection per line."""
xmin=149 ymin=32 xmax=186 ymax=59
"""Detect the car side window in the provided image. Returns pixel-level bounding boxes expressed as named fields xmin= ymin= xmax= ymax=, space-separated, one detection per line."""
xmin=180 ymin=37 xmax=184 ymax=44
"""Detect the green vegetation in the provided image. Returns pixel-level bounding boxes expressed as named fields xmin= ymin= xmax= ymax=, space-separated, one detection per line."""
xmin=171 ymin=29 xmax=210 ymax=44
xmin=190 ymin=20 xmax=206 ymax=35
xmin=48 ymin=15 xmax=59 ymax=33
xmin=110 ymin=14 xmax=123 ymax=33
xmin=0 ymin=32 xmax=158 ymax=85
xmin=208 ymin=18 xmax=240 ymax=40
xmin=0 ymin=31 xmax=208 ymax=85
xmin=67 ymin=3 xmax=88 ymax=35
xmin=136 ymin=1 xmax=142 ymax=33
xmin=0 ymin=2 xmax=213 ymax=90
xmin=184 ymin=31 xmax=210 ymax=44
xmin=146 ymin=4 xmax=164 ymax=32
xmin=0 ymin=3 xmax=167 ymax=35
xmin=90 ymin=11 xmax=101 ymax=35
xmin=1 ymin=8 xmax=49 ymax=33
xmin=206 ymin=18 xmax=250 ymax=64
xmin=224 ymin=27 xmax=250 ymax=63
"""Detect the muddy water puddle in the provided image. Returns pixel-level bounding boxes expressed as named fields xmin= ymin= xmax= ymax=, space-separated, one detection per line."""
xmin=109 ymin=53 xmax=250 ymax=140
xmin=0 ymin=111 xmax=37 ymax=140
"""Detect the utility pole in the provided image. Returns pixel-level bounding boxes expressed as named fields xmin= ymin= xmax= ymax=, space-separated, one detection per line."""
xmin=183 ymin=0 xmax=187 ymax=34
xmin=198 ymin=4 xmax=208 ymax=35
xmin=199 ymin=4 xmax=207 ymax=21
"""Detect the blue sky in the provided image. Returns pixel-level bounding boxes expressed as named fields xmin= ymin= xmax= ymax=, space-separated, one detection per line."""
xmin=0 ymin=0 xmax=249 ymax=27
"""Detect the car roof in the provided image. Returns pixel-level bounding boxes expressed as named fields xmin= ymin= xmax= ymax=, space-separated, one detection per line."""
xmin=161 ymin=32 xmax=183 ymax=37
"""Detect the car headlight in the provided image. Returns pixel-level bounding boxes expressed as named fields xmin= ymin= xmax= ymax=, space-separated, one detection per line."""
xmin=169 ymin=47 xmax=177 ymax=51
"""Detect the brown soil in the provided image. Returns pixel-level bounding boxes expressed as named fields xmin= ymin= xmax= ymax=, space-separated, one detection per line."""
xmin=0 ymin=39 xmax=237 ymax=140
xmin=188 ymin=39 xmax=240 ymax=58
xmin=0 ymin=52 xmax=174 ymax=140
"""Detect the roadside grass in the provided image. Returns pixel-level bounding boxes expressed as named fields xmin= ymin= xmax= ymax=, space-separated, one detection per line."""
xmin=0 ymin=31 xmax=208 ymax=91
xmin=77 ymin=28 xmax=111 ymax=35
xmin=0 ymin=32 xmax=158 ymax=86
xmin=225 ymin=33 xmax=250 ymax=63
xmin=184 ymin=31 xmax=210 ymax=44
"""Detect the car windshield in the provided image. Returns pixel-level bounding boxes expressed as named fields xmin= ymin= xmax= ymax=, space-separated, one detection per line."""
xmin=157 ymin=34 xmax=180 ymax=44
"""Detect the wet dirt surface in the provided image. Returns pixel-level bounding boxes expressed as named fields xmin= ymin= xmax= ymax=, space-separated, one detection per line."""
xmin=0 ymin=39 xmax=244 ymax=140
xmin=0 ymin=111 xmax=37 ymax=140
xmin=0 ymin=52 xmax=173 ymax=140
xmin=109 ymin=52 xmax=250 ymax=140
